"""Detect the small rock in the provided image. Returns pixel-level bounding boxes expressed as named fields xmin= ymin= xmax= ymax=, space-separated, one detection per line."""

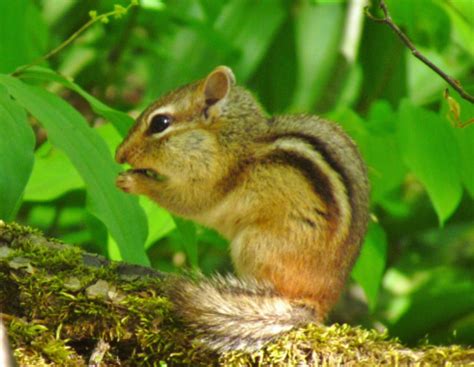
xmin=63 ymin=277 xmax=82 ymax=291
xmin=86 ymin=280 xmax=113 ymax=299
xmin=108 ymin=288 xmax=126 ymax=304
xmin=8 ymin=257 xmax=34 ymax=273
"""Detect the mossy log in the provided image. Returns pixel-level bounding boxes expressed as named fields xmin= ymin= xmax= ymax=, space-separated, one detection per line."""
xmin=0 ymin=222 xmax=473 ymax=366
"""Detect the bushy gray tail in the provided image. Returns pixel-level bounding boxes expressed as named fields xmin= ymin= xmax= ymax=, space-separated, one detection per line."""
xmin=166 ymin=274 xmax=315 ymax=352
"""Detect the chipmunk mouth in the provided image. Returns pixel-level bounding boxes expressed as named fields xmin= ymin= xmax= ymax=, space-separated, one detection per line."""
xmin=128 ymin=168 xmax=165 ymax=181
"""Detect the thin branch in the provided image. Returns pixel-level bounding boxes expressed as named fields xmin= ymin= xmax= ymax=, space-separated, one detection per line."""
xmin=365 ymin=0 xmax=474 ymax=105
xmin=11 ymin=2 xmax=138 ymax=77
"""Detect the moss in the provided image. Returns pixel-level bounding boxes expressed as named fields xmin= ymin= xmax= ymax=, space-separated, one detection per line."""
xmin=1 ymin=222 xmax=473 ymax=366
xmin=8 ymin=316 xmax=85 ymax=366
xmin=0 ymin=222 xmax=218 ymax=366
xmin=219 ymin=324 xmax=474 ymax=366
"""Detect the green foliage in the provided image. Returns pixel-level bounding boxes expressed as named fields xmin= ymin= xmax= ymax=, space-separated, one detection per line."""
xmin=387 ymin=0 xmax=451 ymax=51
xmin=398 ymin=99 xmax=463 ymax=225
xmin=0 ymin=75 xmax=148 ymax=265
xmin=352 ymin=222 xmax=388 ymax=311
xmin=0 ymin=0 xmax=473 ymax=349
xmin=0 ymin=86 xmax=35 ymax=220
xmin=0 ymin=0 xmax=48 ymax=73
xmin=23 ymin=142 xmax=83 ymax=202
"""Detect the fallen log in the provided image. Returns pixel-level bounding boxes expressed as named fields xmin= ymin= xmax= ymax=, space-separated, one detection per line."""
xmin=0 ymin=222 xmax=472 ymax=366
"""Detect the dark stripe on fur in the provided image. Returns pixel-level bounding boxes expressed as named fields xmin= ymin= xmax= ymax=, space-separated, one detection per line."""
xmin=258 ymin=131 xmax=369 ymax=269
xmin=218 ymin=156 xmax=256 ymax=195
xmin=261 ymin=150 xmax=338 ymax=214
xmin=257 ymin=132 xmax=352 ymax=203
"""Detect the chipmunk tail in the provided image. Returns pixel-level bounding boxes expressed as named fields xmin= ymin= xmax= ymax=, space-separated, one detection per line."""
xmin=166 ymin=274 xmax=316 ymax=352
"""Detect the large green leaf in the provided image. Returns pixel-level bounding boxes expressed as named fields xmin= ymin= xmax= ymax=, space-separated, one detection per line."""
xmin=0 ymin=75 xmax=149 ymax=265
xmin=19 ymin=67 xmax=133 ymax=137
xmin=351 ymin=222 xmax=387 ymax=311
xmin=23 ymin=143 xmax=84 ymax=202
xmin=0 ymin=85 xmax=35 ymax=220
xmin=398 ymin=99 xmax=462 ymax=225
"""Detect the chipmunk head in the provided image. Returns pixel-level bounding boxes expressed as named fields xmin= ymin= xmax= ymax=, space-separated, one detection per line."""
xmin=115 ymin=66 xmax=246 ymax=186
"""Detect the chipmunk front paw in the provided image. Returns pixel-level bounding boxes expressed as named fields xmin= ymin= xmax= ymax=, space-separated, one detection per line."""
xmin=116 ymin=171 xmax=140 ymax=193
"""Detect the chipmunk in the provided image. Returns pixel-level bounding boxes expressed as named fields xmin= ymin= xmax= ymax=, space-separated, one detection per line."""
xmin=115 ymin=66 xmax=369 ymax=352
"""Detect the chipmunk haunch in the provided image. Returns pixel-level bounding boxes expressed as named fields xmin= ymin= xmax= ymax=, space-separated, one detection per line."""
xmin=116 ymin=65 xmax=370 ymax=352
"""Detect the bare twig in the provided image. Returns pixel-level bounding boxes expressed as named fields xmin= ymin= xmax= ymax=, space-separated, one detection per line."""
xmin=365 ymin=0 xmax=474 ymax=105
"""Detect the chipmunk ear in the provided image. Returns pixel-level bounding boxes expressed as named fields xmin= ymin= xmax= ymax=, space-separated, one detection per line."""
xmin=203 ymin=66 xmax=235 ymax=107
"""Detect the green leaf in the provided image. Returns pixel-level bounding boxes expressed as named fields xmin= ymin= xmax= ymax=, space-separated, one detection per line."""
xmin=145 ymin=0 xmax=285 ymax=101
xmin=351 ymin=222 xmax=387 ymax=311
xmin=291 ymin=2 xmax=345 ymax=111
xmin=19 ymin=67 xmax=133 ymax=137
xmin=398 ymin=99 xmax=462 ymax=225
xmin=141 ymin=197 xmax=176 ymax=249
xmin=0 ymin=0 xmax=48 ymax=73
xmin=172 ymin=216 xmax=198 ymax=268
xmin=0 ymin=85 xmax=35 ymax=220
xmin=26 ymin=204 xmax=58 ymax=230
xmin=356 ymin=19 xmax=407 ymax=112
xmin=364 ymin=101 xmax=407 ymax=203
xmin=24 ymin=115 xmax=126 ymax=203
xmin=140 ymin=0 xmax=165 ymax=11
xmin=442 ymin=94 xmax=474 ymax=199
xmin=249 ymin=17 xmax=297 ymax=113
xmin=215 ymin=0 xmax=286 ymax=81
xmin=23 ymin=143 xmax=84 ymax=202
xmin=328 ymin=106 xmax=367 ymax=146
xmin=440 ymin=0 xmax=474 ymax=57
xmin=0 ymin=75 xmax=149 ymax=265
xmin=455 ymin=125 xmax=474 ymax=199
xmin=390 ymin=268 xmax=474 ymax=344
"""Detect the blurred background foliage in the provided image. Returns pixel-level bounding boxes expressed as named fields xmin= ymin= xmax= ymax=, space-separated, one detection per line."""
xmin=0 ymin=0 xmax=473 ymax=348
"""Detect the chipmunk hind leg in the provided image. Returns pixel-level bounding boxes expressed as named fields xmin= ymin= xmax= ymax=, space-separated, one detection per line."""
xmin=231 ymin=227 xmax=345 ymax=320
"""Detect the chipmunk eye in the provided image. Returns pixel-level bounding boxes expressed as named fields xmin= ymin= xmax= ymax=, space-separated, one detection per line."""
xmin=148 ymin=114 xmax=171 ymax=134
